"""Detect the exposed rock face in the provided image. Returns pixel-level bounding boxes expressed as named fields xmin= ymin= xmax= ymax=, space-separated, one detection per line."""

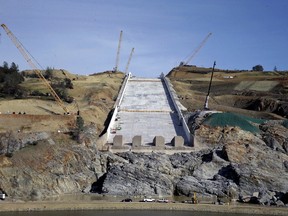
xmin=0 ymin=119 xmax=288 ymax=206
xmin=100 ymin=152 xmax=174 ymax=196
xmin=245 ymin=97 xmax=288 ymax=117
xmin=0 ymin=141 xmax=101 ymax=199
xmin=0 ymin=131 xmax=53 ymax=156
xmin=0 ymin=126 xmax=106 ymax=200
xmin=94 ymin=119 xmax=288 ymax=205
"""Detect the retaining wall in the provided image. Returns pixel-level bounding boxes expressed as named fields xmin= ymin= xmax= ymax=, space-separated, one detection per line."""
xmin=161 ymin=74 xmax=192 ymax=145
xmin=106 ymin=72 xmax=131 ymax=140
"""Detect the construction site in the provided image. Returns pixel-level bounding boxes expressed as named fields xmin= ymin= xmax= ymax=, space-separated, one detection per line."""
xmin=105 ymin=74 xmax=191 ymax=152
xmin=1 ymin=23 xmax=288 ymax=153
xmin=1 ymin=22 xmax=288 ymax=208
xmin=0 ymin=24 xmax=202 ymax=153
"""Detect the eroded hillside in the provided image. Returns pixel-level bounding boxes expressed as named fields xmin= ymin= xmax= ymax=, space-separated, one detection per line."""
xmin=0 ymin=70 xmax=124 ymax=133
xmin=167 ymin=65 xmax=288 ymax=119
xmin=1 ymin=67 xmax=288 ymax=207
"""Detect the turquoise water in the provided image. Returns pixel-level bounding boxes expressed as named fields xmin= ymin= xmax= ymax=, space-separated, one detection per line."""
xmin=0 ymin=210 xmax=271 ymax=216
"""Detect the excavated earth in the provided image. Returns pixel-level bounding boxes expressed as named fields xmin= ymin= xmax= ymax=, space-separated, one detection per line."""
xmin=167 ymin=65 xmax=288 ymax=119
xmin=0 ymin=68 xmax=288 ymax=208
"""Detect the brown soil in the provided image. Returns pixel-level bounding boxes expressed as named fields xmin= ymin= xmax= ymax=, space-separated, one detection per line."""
xmin=0 ymin=71 xmax=124 ymax=134
xmin=167 ymin=66 xmax=288 ymax=120
xmin=1 ymin=66 xmax=287 ymax=133
xmin=0 ymin=200 xmax=287 ymax=215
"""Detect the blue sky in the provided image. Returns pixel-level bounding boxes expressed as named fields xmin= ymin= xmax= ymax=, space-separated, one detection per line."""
xmin=0 ymin=0 xmax=288 ymax=77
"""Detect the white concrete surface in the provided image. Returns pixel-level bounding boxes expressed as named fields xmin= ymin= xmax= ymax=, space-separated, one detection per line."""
xmin=108 ymin=78 xmax=188 ymax=145
xmin=120 ymin=79 xmax=173 ymax=112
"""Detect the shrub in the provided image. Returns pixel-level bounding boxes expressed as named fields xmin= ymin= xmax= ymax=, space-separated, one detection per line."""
xmin=252 ymin=65 xmax=264 ymax=71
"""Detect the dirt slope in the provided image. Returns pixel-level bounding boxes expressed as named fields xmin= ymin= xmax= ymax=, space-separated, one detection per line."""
xmin=1 ymin=67 xmax=288 ymax=205
xmin=0 ymin=71 xmax=124 ymax=133
xmin=167 ymin=65 xmax=288 ymax=120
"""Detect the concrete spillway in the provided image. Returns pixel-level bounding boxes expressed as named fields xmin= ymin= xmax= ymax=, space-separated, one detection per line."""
xmin=107 ymin=76 xmax=190 ymax=146
xmin=120 ymin=79 xmax=173 ymax=112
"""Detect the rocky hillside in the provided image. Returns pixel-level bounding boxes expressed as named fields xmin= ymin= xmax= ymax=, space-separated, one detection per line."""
xmin=0 ymin=114 xmax=288 ymax=206
xmin=92 ymin=116 xmax=288 ymax=206
xmin=0 ymin=71 xmax=124 ymax=133
xmin=0 ymin=68 xmax=288 ymax=208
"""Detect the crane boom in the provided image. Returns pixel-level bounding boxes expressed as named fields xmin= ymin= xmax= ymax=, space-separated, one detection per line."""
xmin=184 ymin=32 xmax=212 ymax=65
xmin=124 ymin=47 xmax=134 ymax=74
xmin=1 ymin=24 xmax=69 ymax=113
xmin=114 ymin=30 xmax=123 ymax=72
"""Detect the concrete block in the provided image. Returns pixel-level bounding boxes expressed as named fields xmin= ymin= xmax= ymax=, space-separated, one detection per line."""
xmin=132 ymin=135 xmax=142 ymax=147
xmin=253 ymin=192 xmax=259 ymax=198
xmin=153 ymin=136 xmax=165 ymax=148
xmin=171 ymin=136 xmax=184 ymax=148
xmin=113 ymin=135 xmax=123 ymax=147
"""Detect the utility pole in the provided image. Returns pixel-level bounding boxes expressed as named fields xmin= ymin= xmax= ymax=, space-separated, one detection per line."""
xmin=204 ymin=61 xmax=216 ymax=110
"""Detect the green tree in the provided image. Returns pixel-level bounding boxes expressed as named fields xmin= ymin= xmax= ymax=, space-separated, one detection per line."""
xmin=73 ymin=115 xmax=84 ymax=142
xmin=76 ymin=115 xmax=84 ymax=132
xmin=10 ymin=62 xmax=19 ymax=72
xmin=45 ymin=67 xmax=53 ymax=80
xmin=52 ymin=83 xmax=74 ymax=103
xmin=252 ymin=65 xmax=264 ymax=71
xmin=64 ymin=78 xmax=73 ymax=89
xmin=3 ymin=61 xmax=9 ymax=70
xmin=0 ymin=61 xmax=10 ymax=82
xmin=0 ymin=62 xmax=24 ymax=97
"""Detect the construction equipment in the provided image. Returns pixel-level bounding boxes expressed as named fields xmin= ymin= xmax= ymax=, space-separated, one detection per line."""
xmin=114 ymin=30 xmax=123 ymax=72
xmin=204 ymin=61 xmax=216 ymax=110
xmin=124 ymin=47 xmax=134 ymax=74
xmin=192 ymin=192 xmax=198 ymax=204
xmin=181 ymin=32 xmax=212 ymax=66
xmin=1 ymin=23 xmax=69 ymax=114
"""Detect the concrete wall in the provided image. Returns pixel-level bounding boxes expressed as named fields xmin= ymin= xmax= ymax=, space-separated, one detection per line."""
xmin=106 ymin=73 xmax=131 ymax=142
xmin=171 ymin=136 xmax=184 ymax=148
xmin=153 ymin=136 xmax=165 ymax=148
xmin=161 ymin=74 xmax=192 ymax=145
xmin=114 ymin=72 xmax=131 ymax=108
xmin=113 ymin=135 xmax=124 ymax=147
xmin=132 ymin=135 xmax=142 ymax=148
xmin=97 ymin=132 xmax=109 ymax=150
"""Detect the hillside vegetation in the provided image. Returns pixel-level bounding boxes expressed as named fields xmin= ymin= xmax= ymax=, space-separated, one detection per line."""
xmin=0 ymin=68 xmax=124 ymax=133
xmin=1 ymin=65 xmax=288 ymax=207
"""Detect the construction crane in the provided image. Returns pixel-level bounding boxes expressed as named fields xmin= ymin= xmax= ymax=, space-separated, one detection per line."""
xmin=204 ymin=61 xmax=216 ymax=110
xmin=124 ymin=47 xmax=134 ymax=74
xmin=1 ymin=23 xmax=69 ymax=114
xmin=181 ymin=32 xmax=212 ymax=66
xmin=114 ymin=30 xmax=123 ymax=72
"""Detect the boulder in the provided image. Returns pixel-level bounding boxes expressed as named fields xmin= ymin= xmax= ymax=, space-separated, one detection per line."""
xmin=283 ymin=141 xmax=288 ymax=153
xmin=258 ymin=191 xmax=273 ymax=205
xmin=263 ymin=135 xmax=284 ymax=152
xmin=175 ymin=176 xmax=229 ymax=198
xmin=284 ymin=161 xmax=288 ymax=172
xmin=101 ymin=164 xmax=173 ymax=196
xmin=276 ymin=200 xmax=285 ymax=207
